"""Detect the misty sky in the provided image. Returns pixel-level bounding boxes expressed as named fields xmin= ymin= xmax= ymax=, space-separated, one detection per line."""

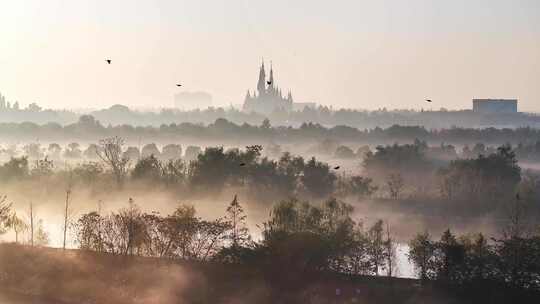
xmin=0 ymin=0 xmax=539 ymax=111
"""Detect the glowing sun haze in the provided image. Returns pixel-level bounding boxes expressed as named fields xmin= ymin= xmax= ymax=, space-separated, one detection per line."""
xmin=0 ymin=0 xmax=539 ymax=111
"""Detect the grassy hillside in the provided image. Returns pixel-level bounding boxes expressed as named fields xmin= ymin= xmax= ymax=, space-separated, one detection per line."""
xmin=0 ymin=244 xmax=459 ymax=304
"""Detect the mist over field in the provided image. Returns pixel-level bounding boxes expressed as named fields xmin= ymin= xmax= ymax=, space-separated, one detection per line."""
xmin=2 ymin=1 xmax=540 ymax=303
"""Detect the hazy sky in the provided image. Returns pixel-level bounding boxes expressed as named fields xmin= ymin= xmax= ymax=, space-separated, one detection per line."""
xmin=1 ymin=0 xmax=539 ymax=111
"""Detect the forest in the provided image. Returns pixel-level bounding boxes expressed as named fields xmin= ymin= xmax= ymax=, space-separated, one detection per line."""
xmin=1 ymin=136 xmax=539 ymax=303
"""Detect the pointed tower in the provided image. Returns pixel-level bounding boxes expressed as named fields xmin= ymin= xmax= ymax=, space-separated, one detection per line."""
xmin=287 ymin=91 xmax=293 ymax=102
xmin=269 ymin=61 xmax=274 ymax=88
xmin=257 ymin=60 xmax=266 ymax=95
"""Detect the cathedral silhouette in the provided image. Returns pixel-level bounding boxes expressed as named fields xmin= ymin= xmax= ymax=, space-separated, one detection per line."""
xmin=242 ymin=61 xmax=294 ymax=114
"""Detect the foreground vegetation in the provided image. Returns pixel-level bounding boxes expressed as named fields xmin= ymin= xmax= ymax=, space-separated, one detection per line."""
xmin=1 ymin=193 xmax=539 ymax=303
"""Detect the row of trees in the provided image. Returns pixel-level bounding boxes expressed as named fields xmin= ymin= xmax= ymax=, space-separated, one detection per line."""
xmin=362 ymin=141 xmax=530 ymax=209
xmin=73 ymin=195 xmax=399 ymax=277
xmin=0 ymin=138 xmax=379 ymax=202
xmin=409 ymin=229 xmax=540 ymax=301
xmin=2 ymin=114 xmax=540 ymax=143
xmin=1 ymin=141 xmax=196 ymax=162
xmin=1 ymin=138 xmax=534 ymax=207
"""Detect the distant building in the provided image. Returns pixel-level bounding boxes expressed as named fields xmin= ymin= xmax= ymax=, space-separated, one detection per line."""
xmin=243 ymin=61 xmax=295 ymax=114
xmin=472 ymin=99 xmax=517 ymax=114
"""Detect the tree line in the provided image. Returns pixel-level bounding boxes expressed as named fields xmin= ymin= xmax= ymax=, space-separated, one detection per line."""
xmin=2 ymin=114 xmax=540 ymax=144
xmin=408 ymin=198 xmax=540 ymax=302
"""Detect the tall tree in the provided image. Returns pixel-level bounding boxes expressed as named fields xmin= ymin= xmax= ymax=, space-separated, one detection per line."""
xmin=97 ymin=136 xmax=130 ymax=187
xmin=225 ymin=195 xmax=251 ymax=248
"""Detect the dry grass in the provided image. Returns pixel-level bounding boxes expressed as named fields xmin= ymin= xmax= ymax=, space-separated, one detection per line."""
xmin=0 ymin=244 xmax=460 ymax=304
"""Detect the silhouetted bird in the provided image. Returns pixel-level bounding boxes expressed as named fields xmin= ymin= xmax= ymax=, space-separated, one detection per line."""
xmin=106 ymin=59 xmax=111 ymax=64
xmin=239 ymin=163 xmax=246 ymax=167
xmin=426 ymin=99 xmax=432 ymax=103
xmin=516 ymin=193 xmax=521 ymax=200
xmin=334 ymin=166 xmax=340 ymax=170
xmin=176 ymin=84 xmax=182 ymax=87
xmin=267 ymin=81 xmax=272 ymax=85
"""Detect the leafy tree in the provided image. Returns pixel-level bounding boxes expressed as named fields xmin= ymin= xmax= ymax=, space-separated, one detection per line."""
xmin=0 ymin=157 xmax=29 ymax=181
xmin=141 ymin=143 xmax=161 ymax=158
xmin=434 ymin=229 xmax=465 ymax=282
xmin=408 ymin=231 xmax=436 ymax=280
xmin=83 ymin=144 xmax=101 ymax=159
xmin=356 ymin=145 xmax=371 ymax=159
xmin=364 ymin=142 xmax=433 ymax=190
xmin=123 ymin=146 xmax=141 ymax=161
xmin=341 ymin=175 xmax=378 ymax=199
xmin=47 ymin=143 xmax=62 ymax=160
xmin=64 ymin=142 xmax=82 ymax=158
xmin=438 ymin=144 xmax=521 ymax=204
xmin=334 ymin=145 xmax=355 ymax=159
xmin=301 ymin=157 xmax=337 ymax=198
xmin=132 ymin=155 xmax=162 ymax=181
xmin=161 ymin=144 xmax=182 ymax=160
xmin=73 ymin=162 xmax=104 ymax=185
xmin=161 ymin=159 xmax=186 ymax=187
xmin=188 ymin=147 xmax=228 ymax=192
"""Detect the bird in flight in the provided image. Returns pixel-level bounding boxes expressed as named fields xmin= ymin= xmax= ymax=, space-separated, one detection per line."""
xmin=176 ymin=84 xmax=182 ymax=87
xmin=334 ymin=166 xmax=340 ymax=170
xmin=267 ymin=80 xmax=272 ymax=85
xmin=426 ymin=99 xmax=432 ymax=103
xmin=106 ymin=59 xmax=111 ymax=64
xmin=239 ymin=163 xmax=246 ymax=167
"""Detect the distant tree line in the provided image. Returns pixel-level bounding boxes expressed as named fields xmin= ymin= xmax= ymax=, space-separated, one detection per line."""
xmin=2 ymin=114 xmax=540 ymax=144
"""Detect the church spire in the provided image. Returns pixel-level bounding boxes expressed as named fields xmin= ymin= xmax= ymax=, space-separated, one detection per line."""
xmin=269 ymin=61 xmax=274 ymax=88
xmin=257 ymin=59 xmax=266 ymax=94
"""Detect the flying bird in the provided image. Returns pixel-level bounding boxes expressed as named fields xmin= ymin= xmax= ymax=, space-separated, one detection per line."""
xmin=426 ymin=99 xmax=432 ymax=103
xmin=334 ymin=166 xmax=340 ymax=170
xmin=239 ymin=163 xmax=246 ymax=167
xmin=267 ymin=80 xmax=272 ymax=85
xmin=176 ymin=84 xmax=182 ymax=87
xmin=106 ymin=59 xmax=111 ymax=64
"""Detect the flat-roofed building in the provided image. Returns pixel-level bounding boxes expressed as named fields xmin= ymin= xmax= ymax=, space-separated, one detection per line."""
xmin=472 ymin=99 xmax=517 ymax=113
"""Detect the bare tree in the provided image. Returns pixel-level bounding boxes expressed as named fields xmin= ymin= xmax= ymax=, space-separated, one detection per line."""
xmin=29 ymin=201 xmax=34 ymax=246
xmin=96 ymin=136 xmax=130 ymax=187
xmin=63 ymin=189 xmax=72 ymax=250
